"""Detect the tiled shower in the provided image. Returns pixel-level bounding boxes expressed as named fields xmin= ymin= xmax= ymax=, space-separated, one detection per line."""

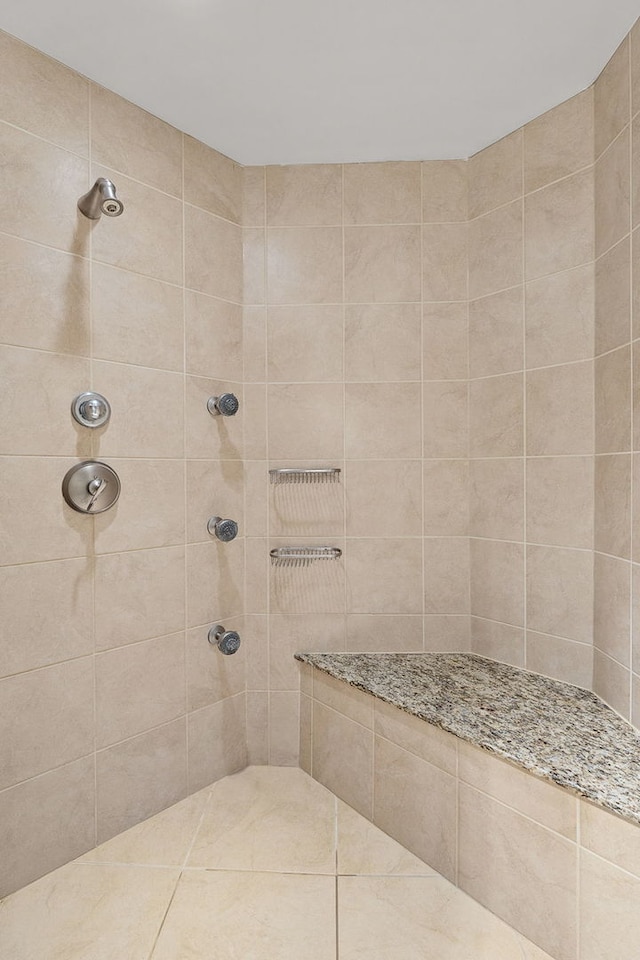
xmin=1 ymin=14 xmax=640 ymax=903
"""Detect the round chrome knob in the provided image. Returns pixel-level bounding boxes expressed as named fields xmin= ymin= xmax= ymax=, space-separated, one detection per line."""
xmin=71 ymin=392 xmax=111 ymax=429
xmin=207 ymin=517 xmax=239 ymax=542
xmin=208 ymin=624 xmax=241 ymax=656
xmin=207 ymin=393 xmax=239 ymax=417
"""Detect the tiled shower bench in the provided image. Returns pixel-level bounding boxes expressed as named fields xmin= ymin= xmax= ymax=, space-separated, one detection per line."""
xmin=296 ymin=652 xmax=640 ymax=960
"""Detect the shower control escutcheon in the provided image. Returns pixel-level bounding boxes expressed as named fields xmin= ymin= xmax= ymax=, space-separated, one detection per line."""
xmin=62 ymin=461 xmax=121 ymax=514
xmin=207 ymin=393 xmax=239 ymax=417
xmin=208 ymin=624 xmax=241 ymax=655
xmin=207 ymin=516 xmax=239 ymax=542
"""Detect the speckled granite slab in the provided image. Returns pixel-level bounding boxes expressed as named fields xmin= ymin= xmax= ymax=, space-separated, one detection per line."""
xmin=296 ymin=651 xmax=640 ymax=826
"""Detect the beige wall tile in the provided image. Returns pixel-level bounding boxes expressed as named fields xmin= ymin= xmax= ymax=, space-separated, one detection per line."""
xmin=581 ymin=801 xmax=640 ymax=879
xmin=595 ymin=127 xmax=631 ymax=259
xmin=269 ymin=383 xmax=344 ymax=460
xmin=468 ymin=201 xmax=522 ymax=299
xmin=458 ymin=783 xmax=577 ymax=960
xmin=527 ymin=544 xmax=593 ymax=644
xmin=0 ymin=756 xmax=94 ymax=899
xmin=593 ymin=649 xmax=631 ymax=718
xmin=91 ymin=85 xmax=182 ymax=197
xmin=266 ymin=164 xmax=342 ymax=225
xmin=422 ymin=223 xmax=468 ymax=301
xmin=93 ymin=458 xmax=185 ymax=554
xmin=526 ymin=264 xmax=594 ymax=368
xmin=96 ymin=633 xmax=186 ymax=748
xmin=93 ymin=262 xmax=184 ymax=372
xmin=269 ymin=614 xmax=345 ymax=691
xmin=93 ymin=361 xmax=184 ymax=459
xmin=526 ymin=362 xmax=593 ymax=456
xmin=595 ymin=238 xmax=630 ymax=356
xmin=185 ymin=205 xmax=241 ymax=301
xmin=184 ymin=136 xmax=242 ymax=222
xmin=186 ymin=694 xmax=246 ymax=793
xmin=524 ymin=88 xmax=594 ymax=192
xmin=595 ymin=453 xmax=631 ymax=558
xmin=187 ymin=459 xmax=244 ymax=544
xmin=344 ymin=161 xmax=420 ymax=224
xmin=423 ymin=460 xmax=469 ymax=536
xmin=422 ymin=160 xmax=467 ymax=222
xmin=186 ymin=539 xmax=244 ymax=627
xmin=470 ymin=617 xmax=525 ymax=666
xmin=470 ymin=458 xmax=524 ymax=541
xmin=634 ymin=673 xmax=640 ymax=726
xmin=312 ymin=701 xmax=373 ymax=819
xmin=469 ymin=288 xmax=523 ymax=378
xmin=0 ymin=123 xmax=89 ymax=254
xmin=580 ymin=848 xmax=640 ymax=960
xmin=470 ymin=539 xmax=524 ymax=626
xmin=347 ymin=614 xmax=424 ymax=652
xmin=0 ymin=234 xmax=89 ymax=355
xmin=244 ymin=614 xmax=269 ymax=689
xmin=94 ymin=546 xmax=185 ymax=651
xmin=347 ymin=539 xmax=423 ymax=615
xmin=458 ymin=740 xmax=576 ymax=838
xmin=269 ymin=691 xmax=301 ymax=765
xmin=242 ymin=165 xmax=265 ymax=226
xmin=0 ymin=345 xmax=91 ymax=457
xmin=633 ymin=20 xmax=640 ymax=117
xmin=92 ymin=166 xmax=182 ymax=284
xmin=0 ymin=32 xmax=89 ymax=155
xmin=243 ymin=227 xmax=265 ymax=304
xmin=633 ymin=564 xmax=640 ymax=673
xmin=0 ymin=658 xmax=93 ymax=790
xmin=0 ymin=558 xmax=93 ymax=678
xmin=526 ymin=456 xmax=594 ymax=549
xmin=0 ymin=456 xmax=92 ymax=566
xmin=526 ymin=631 xmax=593 ymax=688
xmin=186 ymin=622 xmax=245 ymax=710
xmin=424 ymin=614 xmax=471 ymax=651
xmin=635 ymin=345 xmax=640 ymax=450
xmin=346 ymin=304 xmax=421 ymax=381
xmin=594 ymin=553 xmax=631 ymax=666
xmin=423 ymin=381 xmax=468 ymax=458
xmin=268 ymin=226 xmax=342 ymax=303
xmin=374 ymin=700 xmax=457 ymax=775
xmin=469 ymin=373 xmax=523 ymax=457
xmin=248 ymin=691 xmax=270 ymax=765
xmin=469 ymin=129 xmax=523 ymax=219
xmin=423 ymin=302 xmax=468 ymax=380
xmin=268 ymin=305 xmax=343 ymax=382
xmin=594 ymin=36 xmax=630 ymax=158
xmin=185 ymin=376 xmax=243 ymax=461
xmin=423 ymin=537 xmax=470 ymax=615
xmin=595 ymin=346 xmax=631 ymax=453
xmin=347 ymin=460 xmax=422 ymax=537
xmin=337 ymin=800 xmax=435 ymax=876
xmin=313 ymin=670 xmax=374 ymax=728
xmin=185 ymin=291 xmax=242 ymax=381
xmin=345 ymin=382 xmax=421 ymax=459
xmin=243 ymin=305 xmax=266 ymax=382
xmin=633 ymin=228 xmax=640 ymax=340
xmin=345 ymin=225 xmax=421 ymax=303
xmin=373 ymin=736 xmax=456 ymax=882
xmin=525 ymin=168 xmax=594 ymax=280
xmin=633 ymin=119 xmax=640 ymax=228
xmin=97 ymin=718 xmax=187 ymax=842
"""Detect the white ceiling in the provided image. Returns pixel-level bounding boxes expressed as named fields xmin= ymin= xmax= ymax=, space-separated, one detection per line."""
xmin=1 ymin=0 xmax=639 ymax=165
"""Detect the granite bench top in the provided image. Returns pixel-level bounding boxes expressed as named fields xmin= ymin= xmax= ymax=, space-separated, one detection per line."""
xmin=295 ymin=651 xmax=640 ymax=826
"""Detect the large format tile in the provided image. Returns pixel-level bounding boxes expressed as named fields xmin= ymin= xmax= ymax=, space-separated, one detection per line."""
xmin=188 ymin=766 xmax=336 ymax=873
xmin=580 ymin=849 xmax=640 ymax=960
xmin=0 ymin=863 xmax=179 ymax=960
xmin=339 ymin=875 xmax=534 ymax=960
xmin=151 ymin=870 xmax=336 ymax=960
xmin=337 ymin=800 xmax=435 ymax=876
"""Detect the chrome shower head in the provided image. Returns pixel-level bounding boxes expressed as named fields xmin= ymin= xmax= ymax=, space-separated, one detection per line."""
xmin=77 ymin=178 xmax=124 ymax=220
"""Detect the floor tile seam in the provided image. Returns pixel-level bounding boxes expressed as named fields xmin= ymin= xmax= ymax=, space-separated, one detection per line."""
xmin=146 ymin=867 xmax=184 ymax=960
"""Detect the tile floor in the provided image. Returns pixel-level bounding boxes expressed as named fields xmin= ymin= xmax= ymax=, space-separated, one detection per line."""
xmin=0 ymin=766 xmax=553 ymax=959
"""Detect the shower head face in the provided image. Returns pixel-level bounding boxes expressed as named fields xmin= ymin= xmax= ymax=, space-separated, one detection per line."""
xmin=78 ymin=178 xmax=124 ymax=220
